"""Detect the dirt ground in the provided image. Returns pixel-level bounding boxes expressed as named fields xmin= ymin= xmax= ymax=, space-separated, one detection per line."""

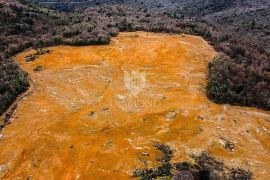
xmin=0 ymin=32 xmax=269 ymax=179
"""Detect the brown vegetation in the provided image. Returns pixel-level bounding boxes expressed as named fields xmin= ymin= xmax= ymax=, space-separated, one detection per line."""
xmin=134 ymin=145 xmax=252 ymax=180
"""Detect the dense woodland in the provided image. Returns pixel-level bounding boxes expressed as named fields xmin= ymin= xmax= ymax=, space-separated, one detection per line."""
xmin=0 ymin=0 xmax=269 ymax=116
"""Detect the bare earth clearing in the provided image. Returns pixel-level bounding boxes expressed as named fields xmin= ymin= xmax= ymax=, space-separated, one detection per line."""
xmin=0 ymin=32 xmax=269 ymax=179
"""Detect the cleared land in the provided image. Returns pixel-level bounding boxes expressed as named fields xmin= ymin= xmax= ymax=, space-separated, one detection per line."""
xmin=0 ymin=32 xmax=269 ymax=179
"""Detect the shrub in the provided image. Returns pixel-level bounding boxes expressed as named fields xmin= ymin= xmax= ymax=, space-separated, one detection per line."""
xmin=0 ymin=58 xmax=29 ymax=116
xmin=207 ymin=54 xmax=270 ymax=110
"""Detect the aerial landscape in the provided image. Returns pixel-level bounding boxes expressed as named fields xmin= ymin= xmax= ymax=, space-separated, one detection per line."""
xmin=0 ymin=0 xmax=269 ymax=179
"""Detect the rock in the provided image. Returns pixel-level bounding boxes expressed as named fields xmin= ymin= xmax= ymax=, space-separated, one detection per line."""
xmin=224 ymin=140 xmax=235 ymax=152
xmin=33 ymin=65 xmax=43 ymax=72
xmin=25 ymin=54 xmax=38 ymax=62
xmin=116 ymin=94 xmax=126 ymax=100
xmin=166 ymin=111 xmax=178 ymax=121
xmin=0 ymin=164 xmax=6 ymax=173
xmin=156 ymin=94 xmax=166 ymax=100
xmin=88 ymin=111 xmax=96 ymax=118
xmin=141 ymin=118 xmax=147 ymax=122
xmin=104 ymin=140 xmax=113 ymax=149
xmin=102 ymin=126 xmax=111 ymax=134
xmin=182 ymin=110 xmax=189 ymax=117
xmin=220 ymin=137 xmax=235 ymax=152
xmin=216 ymin=114 xmax=225 ymax=121
xmin=100 ymin=60 xmax=108 ymax=67
xmin=144 ymin=65 xmax=152 ymax=69
xmin=89 ymin=111 xmax=95 ymax=115
xmin=197 ymin=115 xmax=204 ymax=120
xmin=142 ymin=152 xmax=150 ymax=156
xmin=174 ymin=83 xmax=181 ymax=88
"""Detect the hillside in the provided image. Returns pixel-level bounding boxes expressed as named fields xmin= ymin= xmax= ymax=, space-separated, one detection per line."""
xmin=176 ymin=0 xmax=270 ymax=50
xmin=0 ymin=0 xmax=68 ymax=118
xmin=27 ymin=0 xmax=270 ymax=109
xmin=0 ymin=0 xmax=198 ymax=118
xmin=27 ymin=0 xmax=180 ymax=11
xmin=0 ymin=0 xmax=269 ymax=179
xmin=1 ymin=0 xmax=269 ymax=120
xmin=2 ymin=31 xmax=263 ymax=179
xmin=27 ymin=0 xmax=270 ymax=51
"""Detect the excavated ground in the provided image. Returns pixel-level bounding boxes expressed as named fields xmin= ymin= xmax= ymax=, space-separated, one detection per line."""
xmin=0 ymin=32 xmax=269 ymax=179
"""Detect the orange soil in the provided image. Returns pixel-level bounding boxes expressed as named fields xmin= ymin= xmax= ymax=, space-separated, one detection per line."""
xmin=0 ymin=32 xmax=269 ymax=179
